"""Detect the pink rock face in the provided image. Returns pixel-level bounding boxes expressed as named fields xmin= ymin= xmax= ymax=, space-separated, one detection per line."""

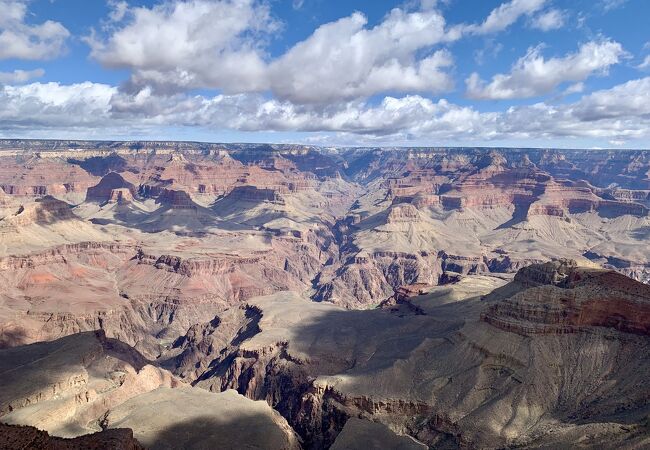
xmin=0 ymin=141 xmax=648 ymax=341
xmin=482 ymin=260 xmax=650 ymax=335
xmin=85 ymin=172 xmax=137 ymax=204
xmin=156 ymin=189 xmax=199 ymax=209
xmin=0 ymin=155 xmax=98 ymax=197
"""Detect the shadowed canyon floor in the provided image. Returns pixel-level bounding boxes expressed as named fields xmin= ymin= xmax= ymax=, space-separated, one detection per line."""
xmin=0 ymin=141 xmax=649 ymax=448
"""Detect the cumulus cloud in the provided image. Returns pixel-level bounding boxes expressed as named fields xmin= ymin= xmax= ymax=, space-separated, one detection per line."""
xmin=0 ymin=0 xmax=70 ymax=60
xmin=466 ymin=40 xmax=625 ymax=100
xmin=4 ymin=75 xmax=650 ymax=146
xmin=530 ymin=9 xmax=566 ymax=31
xmin=88 ymin=0 xmax=277 ymax=94
xmin=267 ymin=8 xmax=454 ymax=103
xmin=0 ymin=68 xmax=44 ymax=84
xmin=89 ymin=1 xmax=457 ymax=102
xmin=88 ymin=0 xmax=546 ymax=104
xmin=0 ymin=82 xmax=116 ymax=131
xmin=570 ymin=76 xmax=650 ymax=121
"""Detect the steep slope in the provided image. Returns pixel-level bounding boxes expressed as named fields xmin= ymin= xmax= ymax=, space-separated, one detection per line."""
xmin=0 ymin=331 xmax=180 ymax=437
xmin=0 ymin=196 xmax=112 ymax=256
xmin=0 ymin=331 xmax=302 ymax=449
xmin=313 ymin=149 xmax=650 ymax=306
xmin=168 ymin=262 xmax=650 ymax=449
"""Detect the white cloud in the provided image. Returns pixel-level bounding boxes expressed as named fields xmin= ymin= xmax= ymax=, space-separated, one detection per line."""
xmin=89 ymin=1 xmax=457 ymax=103
xmin=460 ymin=0 xmax=547 ymax=35
xmin=639 ymin=55 xmax=650 ymax=70
xmin=0 ymin=0 xmax=70 ymax=60
xmin=5 ymin=75 xmax=650 ymax=146
xmin=0 ymin=82 xmax=116 ymax=130
xmin=88 ymin=0 xmax=277 ymax=94
xmin=601 ymin=0 xmax=628 ymax=11
xmin=0 ymin=68 xmax=44 ymax=84
xmin=267 ymin=9 xmax=454 ymax=103
xmin=570 ymin=77 xmax=650 ymax=121
xmin=466 ymin=40 xmax=625 ymax=100
xmin=563 ymin=82 xmax=584 ymax=95
xmin=88 ymin=0 xmax=548 ymax=104
xmin=530 ymin=9 xmax=565 ymax=31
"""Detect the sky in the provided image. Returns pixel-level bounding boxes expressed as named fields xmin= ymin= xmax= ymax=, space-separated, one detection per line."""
xmin=0 ymin=0 xmax=649 ymax=148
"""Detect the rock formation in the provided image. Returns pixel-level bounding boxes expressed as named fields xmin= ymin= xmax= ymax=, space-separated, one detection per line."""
xmin=162 ymin=267 xmax=650 ymax=449
xmin=482 ymin=259 xmax=650 ymax=335
xmin=0 ymin=140 xmax=649 ymax=448
xmin=85 ymin=172 xmax=137 ymax=205
xmin=0 ymin=423 xmax=144 ymax=450
xmin=0 ymin=332 xmax=301 ymax=450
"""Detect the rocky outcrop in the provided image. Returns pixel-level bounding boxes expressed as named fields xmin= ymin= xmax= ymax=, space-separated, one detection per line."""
xmin=168 ymin=280 xmax=650 ymax=450
xmin=155 ymin=189 xmax=200 ymax=210
xmin=482 ymin=259 xmax=650 ymax=335
xmin=0 ymin=423 xmax=144 ymax=450
xmin=313 ymin=252 xmax=439 ymax=307
xmin=0 ymin=332 xmax=302 ymax=450
xmin=223 ymin=185 xmax=286 ymax=204
xmin=85 ymin=172 xmax=137 ymax=204
xmin=104 ymin=387 xmax=302 ymax=450
xmin=4 ymin=196 xmax=76 ymax=226
xmin=386 ymin=204 xmax=420 ymax=223
xmin=0 ymin=330 xmax=182 ymax=435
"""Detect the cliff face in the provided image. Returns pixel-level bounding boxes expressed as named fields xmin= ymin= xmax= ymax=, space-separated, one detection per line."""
xmin=85 ymin=172 xmax=136 ymax=204
xmin=0 ymin=332 xmax=301 ymax=450
xmin=0 ymin=330 xmax=181 ymax=434
xmin=163 ymin=269 xmax=650 ymax=449
xmin=0 ymin=230 xmax=332 ymax=356
xmin=482 ymin=259 xmax=650 ymax=335
xmin=1 ymin=142 xmax=648 ymax=330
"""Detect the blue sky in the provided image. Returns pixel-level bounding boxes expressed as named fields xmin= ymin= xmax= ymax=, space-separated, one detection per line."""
xmin=1 ymin=0 xmax=649 ymax=147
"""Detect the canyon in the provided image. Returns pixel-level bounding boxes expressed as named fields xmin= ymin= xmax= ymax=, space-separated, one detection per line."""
xmin=0 ymin=140 xmax=649 ymax=449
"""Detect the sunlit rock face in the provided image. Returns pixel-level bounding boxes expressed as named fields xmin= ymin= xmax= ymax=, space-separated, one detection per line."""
xmin=481 ymin=259 xmax=650 ymax=335
xmin=0 ymin=331 xmax=300 ymax=449
xmin=164 ymin=268 xmax=650 ymax=449
xmin=0 ymin=141 xmax=649 ymax=449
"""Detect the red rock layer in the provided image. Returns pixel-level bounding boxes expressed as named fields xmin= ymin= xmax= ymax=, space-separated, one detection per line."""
xmin=85 ymin=172 xmax=137 ymax=204
xmin=482 ymin=261 xmax=650 ymax=335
